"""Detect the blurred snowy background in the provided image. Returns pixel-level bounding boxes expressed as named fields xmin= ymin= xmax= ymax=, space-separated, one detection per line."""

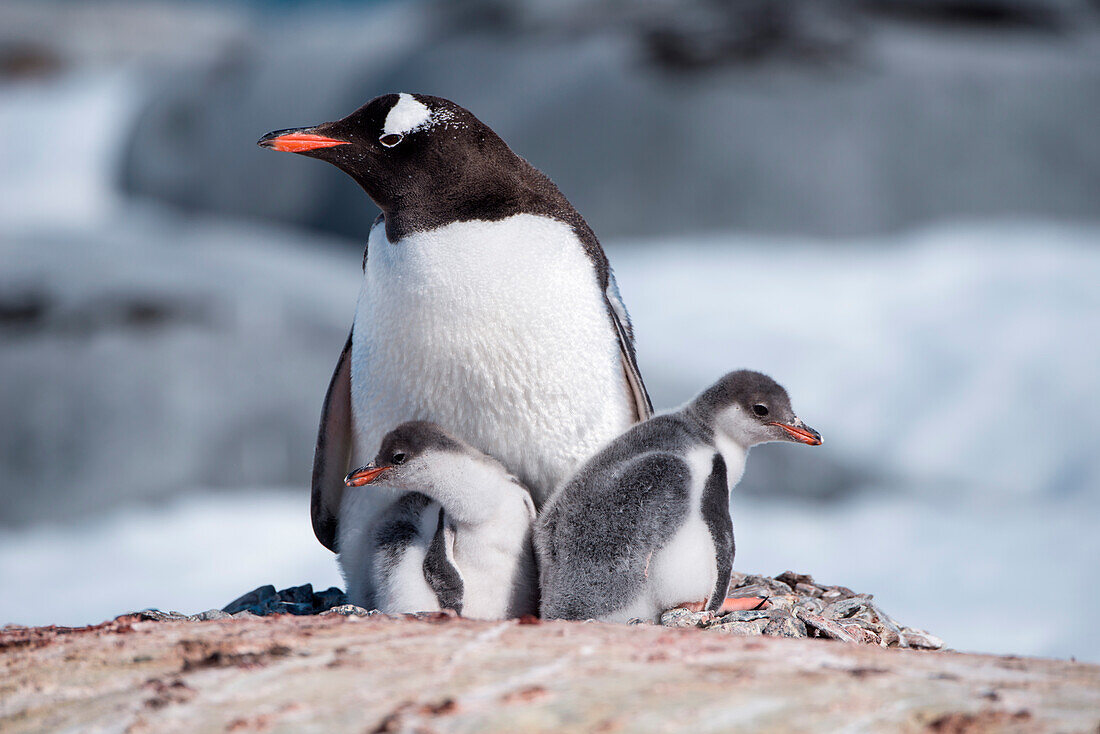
xmin=2 ymin=0 xmax=1098 ymax=662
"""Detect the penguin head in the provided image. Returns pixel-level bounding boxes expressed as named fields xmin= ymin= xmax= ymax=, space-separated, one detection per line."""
xmin=695 ymin=370 xmax=822 ymax=449
xmin=258 ymin=93 xmax=517 ymax=217
xmin=343 ymin=421 xmax=468 ymax=488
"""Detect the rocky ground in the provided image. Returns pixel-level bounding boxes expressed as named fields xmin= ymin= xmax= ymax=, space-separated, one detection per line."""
xmin=3 ymin=572 xmax=1098 ymax=732
xmin=3 ymin=610 xmax=1098 ymax=733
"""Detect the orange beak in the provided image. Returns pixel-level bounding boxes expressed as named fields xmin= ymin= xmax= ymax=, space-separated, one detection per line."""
xmin=344 ymin=464 xmax=392 ymax=487
xmin=769 ymin=422 xmax=822 ymax=445
xmin=257 ymin=129 xmax=349 ymax=154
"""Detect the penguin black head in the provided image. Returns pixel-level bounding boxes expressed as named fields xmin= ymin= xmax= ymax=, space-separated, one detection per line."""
xmin=258 ymin=93 xmax=528 ymax=234
xmin=692 ymin=370 xmax=822 ymax=448
xmin=343 ymin=421 xmax=468 ymax=487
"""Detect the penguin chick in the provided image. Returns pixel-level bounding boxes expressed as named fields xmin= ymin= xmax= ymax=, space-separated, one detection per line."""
xmin=339 ymin=421 xmax=539 ymax=620
xmin=535 ymin=370 xmax=821 ymax=623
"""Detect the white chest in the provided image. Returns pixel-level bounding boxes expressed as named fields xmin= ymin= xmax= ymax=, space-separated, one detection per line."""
xmin=645 ymin=447 xmax=725 ymax=612
xmin=349 ymin=214 xmax=633 ymax=503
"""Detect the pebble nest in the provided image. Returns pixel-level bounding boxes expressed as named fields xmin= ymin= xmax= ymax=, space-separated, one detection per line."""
xmin=659 ymin=571 xmax=944 ymax=650
xmin=134 ymin=571 xmax=944 ymax=651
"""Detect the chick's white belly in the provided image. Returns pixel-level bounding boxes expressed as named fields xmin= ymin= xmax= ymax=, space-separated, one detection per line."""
xmin=599 ymin=514 xmax=717 ymax=624
xmin=349 ymin=215 xmax=634 ymax=503
xmin=649 ymin=515 xmax=718 ymax=611
xmin=337 ymin=488 xmax=441 ymax=613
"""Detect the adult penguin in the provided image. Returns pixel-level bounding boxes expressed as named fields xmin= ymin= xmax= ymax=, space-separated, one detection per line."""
xmin=259 ymin=93 xmax=652 ymax=554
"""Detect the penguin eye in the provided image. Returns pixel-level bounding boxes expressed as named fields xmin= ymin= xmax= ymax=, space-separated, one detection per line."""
xmin=392 ymin=452 xmax=406 ymax=465
xmin=752 ymin=404 xmax=769 ymax=417
xmin=379 ymin=133 xmax=403 ymax=148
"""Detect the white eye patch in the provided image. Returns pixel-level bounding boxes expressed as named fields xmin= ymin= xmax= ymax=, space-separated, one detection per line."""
xmin=383 ymin=93 xmax=431 ymax=136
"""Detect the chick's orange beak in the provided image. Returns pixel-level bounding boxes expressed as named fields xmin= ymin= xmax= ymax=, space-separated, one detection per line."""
xmin=769 ymin=422 xmax=823 ymax=446
xmin=344 ymin=464 xmax=391 ymax=487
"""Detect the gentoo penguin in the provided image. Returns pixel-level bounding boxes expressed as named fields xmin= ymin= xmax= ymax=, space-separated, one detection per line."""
xmin=535 ymin=370 xmax=821 ymax=623
xmin=257 ymin=93 xmax=652 ymax=565
xmin=338 ymin=421 xmax=538 ymax=620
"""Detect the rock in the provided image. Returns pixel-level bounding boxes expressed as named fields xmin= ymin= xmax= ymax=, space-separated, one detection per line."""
xmin=712 ymin=618 xmax=768 ymax=636
xmin=136 ymin=610 xmax=191 ymax=622
xmin=743 ymin=575 xmax=794 ymax=596
xmin=195 ymin=609 xmax=231 ymax=622
xmin=901 ymin=629 xmax=946 ymax=651
xmin=276 ymin=583 xmax=314 ymax=605
xmin=763 ymin=612 xmax=808 ymax=638
xmin=270 ymin=602 xmax=314 ymax=616
xmin=823 ymin=595 xmax=872 ymax=621
xmin=775 ymin=571 xmax=816 ymax=589
xmin=3 ymin=614 xmax=1097 ymax=732
xmin=795 ymin=597 xmax=825 ymax=615
xmin=231 ymin=611 xmax=259 ymax=620
xmin=660 ymin=608 xmax=712 ymax=628
xmin=796 ymin=611 xmax=860 ymax=644
xmin=319 ymin=605 xmax=376 ymax=618
xmin=222 ymin=585 xmax=277 ymax=615
xmin=839 ymin=623 xmax=882 ymax=647
xmin=313 ymin=587 xmax=348 ymax=613
xmin=794 ymin=583 xmax=822 ymax=597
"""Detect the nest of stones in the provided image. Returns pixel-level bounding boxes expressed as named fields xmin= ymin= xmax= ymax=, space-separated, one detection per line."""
xmin=660 ymin=571 xmax=943 ymax=650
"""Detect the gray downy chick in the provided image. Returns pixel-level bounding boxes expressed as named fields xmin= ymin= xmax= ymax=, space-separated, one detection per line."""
xmin=535 ymin=370 xmax=821 ymax=623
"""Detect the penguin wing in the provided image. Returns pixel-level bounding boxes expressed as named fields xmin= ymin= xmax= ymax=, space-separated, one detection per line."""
xmin=700 ymin=454 xmax=734 ymax=612
xmin=311 ymin=331 xmax=353 ymax=552
xmin=423 ymin=509 xmax=464 ymax=615
xmin=604 ymin=270 xmax=654 ymax=422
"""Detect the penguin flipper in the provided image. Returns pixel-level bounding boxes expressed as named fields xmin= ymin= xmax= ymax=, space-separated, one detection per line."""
xmin=604 ymin=271 xmax=653 ymax=422
xmin=701 ymin=454 xmax=734 ymax=612
xmin=311 ymin=331 xmax=353 ymax=552
xmin=423 ymin=509 xmax=464 ymax=615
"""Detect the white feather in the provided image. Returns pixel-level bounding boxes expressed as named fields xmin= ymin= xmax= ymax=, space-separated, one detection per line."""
xmin=382 ymin=93 xmax=431 ymax=136
xmin=349 ymin=213 xmax=633 ymax=502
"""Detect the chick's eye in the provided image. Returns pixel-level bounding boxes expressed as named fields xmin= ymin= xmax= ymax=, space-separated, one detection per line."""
xmin=392 ymin=452 xmax=406 ymax=465
xmin=379 ymin=133 xmax=403 ymax=148
xmin=752 ymin=404 xmax=769 ymax=417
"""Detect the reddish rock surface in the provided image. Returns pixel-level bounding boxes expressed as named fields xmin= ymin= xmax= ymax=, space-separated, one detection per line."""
xmin=2 ymin=613 xmax=1098 ymax=733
